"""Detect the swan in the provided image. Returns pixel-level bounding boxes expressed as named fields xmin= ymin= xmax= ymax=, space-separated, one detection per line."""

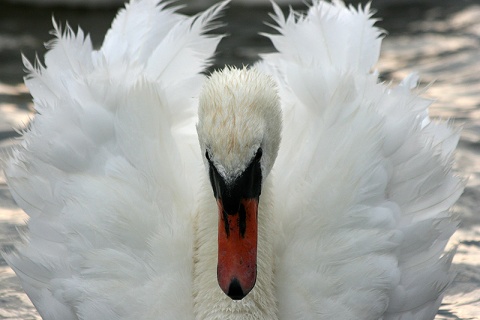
xmin=3 ymin=0 xmax=464 ymax=319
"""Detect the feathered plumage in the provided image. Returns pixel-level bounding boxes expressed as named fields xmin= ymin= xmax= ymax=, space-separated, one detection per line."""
xmin=3 ymin=0 xmax=463 ymax=319
xmin=258 ymin=2 xmax=463 ymax=318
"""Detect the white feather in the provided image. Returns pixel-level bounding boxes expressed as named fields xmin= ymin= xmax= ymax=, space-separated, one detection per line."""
xmin=4 ymin=0 xmax=227 ymax=319
xmin=258 ymin=1 xmax=463 ymax=319
xmin=3 ymin=0 xmax=463 ymax=319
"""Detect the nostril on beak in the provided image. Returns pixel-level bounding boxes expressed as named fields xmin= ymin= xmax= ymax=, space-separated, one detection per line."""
xmin=227 ymin=278 xmax=246 ymax=300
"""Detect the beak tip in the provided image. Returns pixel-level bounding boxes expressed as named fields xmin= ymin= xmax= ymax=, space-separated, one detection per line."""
xmin=219 ymin=277 xmax=255 ymax=301
xmin=227 ymin=278 xmax=246 ymax=300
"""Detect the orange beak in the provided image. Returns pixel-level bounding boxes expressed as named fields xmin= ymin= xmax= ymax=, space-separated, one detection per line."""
xmin=217 ymin=198 xmax=258 ymax=300
xmin=205 ymin=148 xmax=263 ymax=300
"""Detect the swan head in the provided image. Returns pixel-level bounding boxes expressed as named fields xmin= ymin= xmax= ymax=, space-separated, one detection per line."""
xmin=197 ymin=67 xmax=281 ymax=300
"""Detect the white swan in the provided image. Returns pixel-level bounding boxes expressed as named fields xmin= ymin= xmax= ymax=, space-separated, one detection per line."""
xmin=3 ymin=0 xmax=464 ymax=319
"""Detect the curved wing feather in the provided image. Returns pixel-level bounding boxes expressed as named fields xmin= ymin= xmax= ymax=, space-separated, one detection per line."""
xmin=258 ymin=1 xmax=464 ymax=319
xmin=3 ymin=1 xmax=227 ymax=319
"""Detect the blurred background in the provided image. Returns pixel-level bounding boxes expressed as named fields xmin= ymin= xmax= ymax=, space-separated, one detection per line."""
xmin=0 ymin=0 xmax=479 ymax=319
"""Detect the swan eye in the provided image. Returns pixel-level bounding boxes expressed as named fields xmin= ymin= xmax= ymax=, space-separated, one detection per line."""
xmin=206 ymin=150 xmax=212 ymax=162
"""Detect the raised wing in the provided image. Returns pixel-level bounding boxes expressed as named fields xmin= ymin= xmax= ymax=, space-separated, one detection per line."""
xmin=258 ymin=2 xmax=464 ymax=319
xmin=3 ymin=1 xmax=227 ymax=319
